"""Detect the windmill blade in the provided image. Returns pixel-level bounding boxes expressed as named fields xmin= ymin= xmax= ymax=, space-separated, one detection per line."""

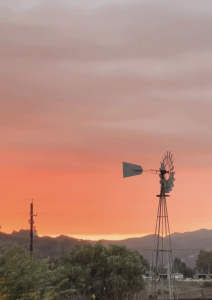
xmin=167 ymin=184 xmax=174 ymax=193
xmin=168 ymin=172 xmax=175 ymax=180
xmin=123 ymin=162 xmax=143 ymax=178
xmin=160 ymin=162 xmax=165 ymax=170
xmin=168 ymin=182 xmax=174 ymax=188
xmin=168 ymin=178 xmax=175 ymax=186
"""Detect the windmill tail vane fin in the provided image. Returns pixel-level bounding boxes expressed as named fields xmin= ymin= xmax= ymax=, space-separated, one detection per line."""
xmin=123 ymin=162 xmax=143 ymax=178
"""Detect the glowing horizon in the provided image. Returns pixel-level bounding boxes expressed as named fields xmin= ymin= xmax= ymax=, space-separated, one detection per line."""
xmin=41 ymin=233 xmax=150 ymax=241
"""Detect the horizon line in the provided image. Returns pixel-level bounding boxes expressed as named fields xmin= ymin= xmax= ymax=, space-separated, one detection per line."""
xmin=40 ymin=229 xmax=210 ymax=240
xmin=45 ymin=233 xmax=151 ymax=241
xmin=3 ymin=228 xmax=211 ymax=241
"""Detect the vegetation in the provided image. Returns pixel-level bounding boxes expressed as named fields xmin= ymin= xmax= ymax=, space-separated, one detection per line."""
xmin=57 ymin=243 xmax=147 ymax=299
xmin=0 ymin=245 xmax=68 ymax=300
xmin=174 ymin=257 xmax=195 ymax=278
xmin=202 ymin=281 xmax=212 ymax=288
xmin=0 ymin=243 xmax=148 ymax=300
xmin=196 ymin=250 xmax=212 ymax=274
xmin=0 ymin=230 xmax=88 ymax=261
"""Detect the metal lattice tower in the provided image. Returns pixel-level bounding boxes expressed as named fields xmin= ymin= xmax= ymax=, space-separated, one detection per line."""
xmin=123 ymin=151 xmax=178 ymax=300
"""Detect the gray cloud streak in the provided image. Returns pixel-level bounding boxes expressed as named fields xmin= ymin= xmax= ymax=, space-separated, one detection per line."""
xmin=0 ymin=0 xmax=212 ymax=172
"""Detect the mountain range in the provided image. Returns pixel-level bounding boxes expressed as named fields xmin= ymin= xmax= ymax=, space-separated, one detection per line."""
xmin=1 ymin=228 xmax=212 ymax=267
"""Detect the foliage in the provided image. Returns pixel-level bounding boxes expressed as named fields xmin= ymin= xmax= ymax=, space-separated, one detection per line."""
xmin=58 ymin=243 xmax=147 ymax=299
xmin=196 ymin=250 xmax=212 ymax=274
xmin=138 ymin=254 xmax=149 ymax=270
xmin=0 ymin=243 xmax=148 ymax=300
xmin=174 ymin=257 xmax=195 ymax=278
xmin=0 ymin=245 xmax=68 ymax=300
xmin=157 ymin=289 xmax=169 ymax=295
xmin=202 ymin=281 xmax=212 ymax=288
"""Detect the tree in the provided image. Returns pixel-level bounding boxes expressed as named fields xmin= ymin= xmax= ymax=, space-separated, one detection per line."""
xmin=138 ymin=254 xmax=149 ymax=271
xmin=196 ymin=250 xmax=212 ymax=274
xmin=0 ymin=245 xmax=68 ymax=300
xmin=174 ymin=257 xmax=194 ymax=278
xmin=58 ymin=243 xmax=147 ymax=300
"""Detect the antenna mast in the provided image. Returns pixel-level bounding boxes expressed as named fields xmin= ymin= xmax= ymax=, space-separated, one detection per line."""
xmin=29 ymin=199 xmax=37 ymax=256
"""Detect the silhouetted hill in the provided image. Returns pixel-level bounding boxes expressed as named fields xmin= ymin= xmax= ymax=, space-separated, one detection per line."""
xmin=1 ymin=229 xmax=212 ymax=266
xmin=0 ymin=230 xmax=89 ymax=260
xmin=113 ymin=229 xmax=212 ymax=267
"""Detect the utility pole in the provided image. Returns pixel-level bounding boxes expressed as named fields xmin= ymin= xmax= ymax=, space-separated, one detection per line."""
xmin=29 ymin=199 xmax=37 ymax=256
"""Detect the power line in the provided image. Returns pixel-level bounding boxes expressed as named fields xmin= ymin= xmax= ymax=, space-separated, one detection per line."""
xmin=131 ymin=248 xmax=210 ymax=251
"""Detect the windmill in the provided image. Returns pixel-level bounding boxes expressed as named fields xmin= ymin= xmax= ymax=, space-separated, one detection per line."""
xmin=123 ymin=151 xmax=177 ymax=300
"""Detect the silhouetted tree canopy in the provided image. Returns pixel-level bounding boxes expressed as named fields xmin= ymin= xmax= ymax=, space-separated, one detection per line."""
xmin=0 ymin=243 xmax=148 ymax=300
xmin=196 ymin=250 xmax=212 ymax=274
xmin=174 ymin=257 xmax=195 ymax=278
xmin=58 ymin=243 xmax=147 ymax=299
xmin=0 ymin=245 xmax=68 ymax=300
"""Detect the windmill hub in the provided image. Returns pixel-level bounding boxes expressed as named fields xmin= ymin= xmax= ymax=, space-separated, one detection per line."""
xmin=160 ymin=170 xmax=169 ymax=175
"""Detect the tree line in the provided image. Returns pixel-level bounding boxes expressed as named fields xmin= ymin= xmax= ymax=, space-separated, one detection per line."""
xmin=0 ymin=242 xmax=212 ymax=300
xmin=0 ymin=243 xmax=148 ymax=300
xmin=174 ymin=250 xmax=212 ymax=277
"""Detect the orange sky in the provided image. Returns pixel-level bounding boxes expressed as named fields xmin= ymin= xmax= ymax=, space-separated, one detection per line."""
xmin=0 ymin=0 xmax=212 ymax=240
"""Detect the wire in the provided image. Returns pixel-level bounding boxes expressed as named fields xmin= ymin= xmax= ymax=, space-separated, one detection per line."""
xmin=18 ymin=199 xmax=31 ymax=201
xmin=131 ymin=248 xmax=210 ymax=251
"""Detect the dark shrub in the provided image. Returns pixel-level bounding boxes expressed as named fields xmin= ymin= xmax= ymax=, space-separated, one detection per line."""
xmin=202 ymin=281 xmax=212 ymax=288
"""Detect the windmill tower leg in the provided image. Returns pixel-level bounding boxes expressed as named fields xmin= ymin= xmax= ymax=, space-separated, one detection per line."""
xmin=147 ymin=194 xmax=178 ymax=300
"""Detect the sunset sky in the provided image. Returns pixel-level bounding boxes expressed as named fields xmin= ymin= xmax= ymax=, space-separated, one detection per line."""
xmin=1 ymin=0 xmax=212 ymax=240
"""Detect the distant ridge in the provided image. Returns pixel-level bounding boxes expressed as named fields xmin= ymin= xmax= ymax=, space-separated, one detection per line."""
xmin=1 ymin=229 xmax=212 ymax=266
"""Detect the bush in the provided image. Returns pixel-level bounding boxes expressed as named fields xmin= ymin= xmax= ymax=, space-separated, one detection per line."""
xmin=157 ymin=289 xmax=169 ymax=295
xmin=0 ymin=245 xmax=68 ymax=300
xmin=202 ymin=281 xmax=212 ymax=288
xmin=58 ymin=243 xmax=147 ymax=299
